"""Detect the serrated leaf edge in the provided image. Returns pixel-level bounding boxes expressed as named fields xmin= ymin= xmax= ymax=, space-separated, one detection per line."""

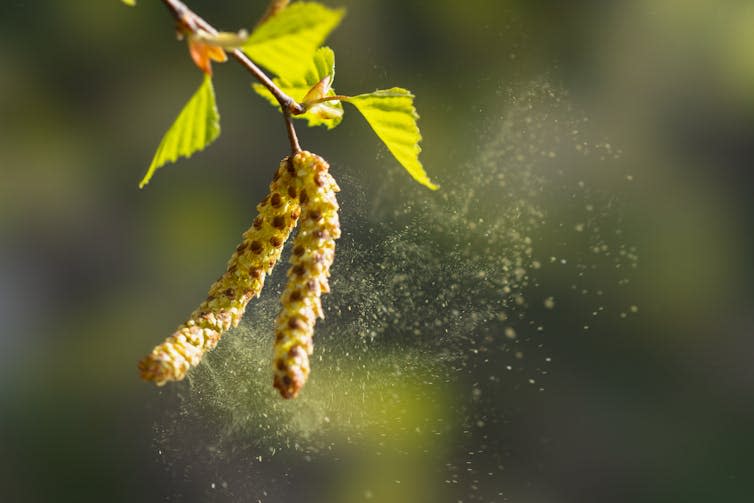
xmin=139 ymin=75 xmax=221 ymax=188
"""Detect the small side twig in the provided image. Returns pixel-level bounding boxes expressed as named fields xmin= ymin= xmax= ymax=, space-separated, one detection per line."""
xmin=256 ymin=0 xmax=290 ymax=27
xmin=160 ymin=0 xmax=304 ymax=154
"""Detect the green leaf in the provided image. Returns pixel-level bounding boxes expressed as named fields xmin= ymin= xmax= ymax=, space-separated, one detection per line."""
xmin=343 ymin=88 xmax=438 ymax=190
xmin=243 ymin=2 xmax=344 ymax=80
xmin=139 ymin=75 xmax=220 ymax=188
xmin=121 ymin=0 xmax=135 ymax=5
xmin=252 ymin=47 xmax=343 ymax=129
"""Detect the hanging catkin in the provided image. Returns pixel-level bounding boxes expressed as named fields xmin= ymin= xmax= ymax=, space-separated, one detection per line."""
xmin=138 ymin=156 xmax=302 ymax=385
xmin=273 ymin=151 xmax=340 ymax=398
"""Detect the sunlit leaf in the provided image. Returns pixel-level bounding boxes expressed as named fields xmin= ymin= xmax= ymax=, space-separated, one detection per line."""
xmin=343 ymin=88 xmax=438 ymax=190
xmin=121 ymin=0 xmax=135 ymax=5
xmin=139 ymin=75 xmax=221 ymax=188
xmin=243 ymin=2 xmax=344 ymax=80
xmin=304 ymin=44 xmax=337 ymax=86
xmin=252 ymin=47 xmax=343 ymax=129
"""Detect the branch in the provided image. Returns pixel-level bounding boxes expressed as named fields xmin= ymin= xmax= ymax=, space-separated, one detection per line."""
xmin=160 ymin=0 xmax=303 ymax=154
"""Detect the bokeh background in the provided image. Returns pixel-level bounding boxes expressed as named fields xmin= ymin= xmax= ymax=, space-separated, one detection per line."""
xmin=2 ymin=0 xmax=753 ymax=501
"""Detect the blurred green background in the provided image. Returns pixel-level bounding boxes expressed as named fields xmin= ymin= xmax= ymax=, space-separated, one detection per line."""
xmin=2 ymin=0 xmax=753 ymax=501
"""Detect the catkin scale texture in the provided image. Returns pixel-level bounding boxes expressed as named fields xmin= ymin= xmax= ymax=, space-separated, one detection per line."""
xmin=138 ymin=157 xmax=301 ymax=385
xmin=273 ymin=151 xmax=340 ymax=398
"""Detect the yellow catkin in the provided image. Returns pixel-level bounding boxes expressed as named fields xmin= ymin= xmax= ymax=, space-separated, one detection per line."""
xmin=273 ymin=151 xmax=341 ymax=398
xmin=139 ymin=157 xmax=302 ymax=385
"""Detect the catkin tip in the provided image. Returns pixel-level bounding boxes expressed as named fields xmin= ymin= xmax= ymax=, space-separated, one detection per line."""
xmin=138 ymin=353 xmax=182 ymax=385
